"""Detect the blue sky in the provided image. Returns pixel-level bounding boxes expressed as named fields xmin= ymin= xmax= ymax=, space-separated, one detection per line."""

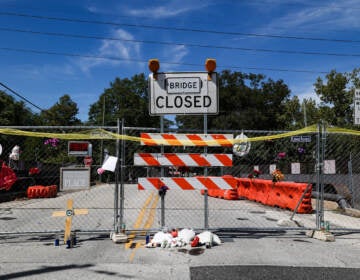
xmin=0 ymin=0 xmax=359 ymax=121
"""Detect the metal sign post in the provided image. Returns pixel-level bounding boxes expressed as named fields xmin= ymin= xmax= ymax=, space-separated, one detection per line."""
xmin=160 ymin=115 xmax=165 ymax=228
xmin=204 ymin=113 xmax=209 ymax=230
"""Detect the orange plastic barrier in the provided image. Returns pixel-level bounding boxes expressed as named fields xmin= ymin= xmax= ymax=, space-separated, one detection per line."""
xmin=236 ymin=178 xmax=252 ymax=199
xmin=48 ymin=185 xmax=58 ymax=197
xmin=251 ymin=179 xmax=270 ymax=204
xmin=267 ymin=181 xmax=312 ymax=213
xmin=236 ymin=178 xmax=313 ymax=214
xmin=27 ymin=185 xmax=58 ymax=199
xmin=201 ymin=188 xmax=239 ymax=200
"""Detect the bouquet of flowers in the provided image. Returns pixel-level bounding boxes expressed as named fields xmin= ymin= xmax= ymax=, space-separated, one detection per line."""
xmin=44 ymin=138 xmax=59 ymax=147
xmin=248 ymin=169 xmax=261 ymax=179
xmin=29 ymin=167 xmax=40 ymax=176
xmin=272 ymin=169 xmax=284 ymax=182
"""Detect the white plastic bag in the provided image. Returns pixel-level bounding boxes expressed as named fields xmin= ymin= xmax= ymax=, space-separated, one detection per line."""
xmin=151 ymin=231 xmax=173 ymax=245
xmin=197 ymin=231 xmax=222 ymax=246
xmin=177 ymin=228 xmax=196 ymax=244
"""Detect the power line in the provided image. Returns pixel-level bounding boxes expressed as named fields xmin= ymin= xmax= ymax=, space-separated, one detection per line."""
xmin=0 ymin=11 xmax=359 ymax=44
xmin=0 ymin=46 xmax=328 ymax=74
xmin=0 ymin=27 xmax=359 ymax=57
xmin=0 ymin=82 xmax=44 ymax=112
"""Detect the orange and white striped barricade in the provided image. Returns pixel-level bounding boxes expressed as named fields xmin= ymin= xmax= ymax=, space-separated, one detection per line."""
xmin=134 ymin=153 xmax=232 ymax=167
xmin=138 ymin=176 xmax=237 ymax=191
xmin=140 ymin=133 xmax=233 ymax=147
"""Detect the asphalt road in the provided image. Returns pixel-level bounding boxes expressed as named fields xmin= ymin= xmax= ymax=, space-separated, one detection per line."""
xmin=0 ymin=229 xmax=360 ymax=279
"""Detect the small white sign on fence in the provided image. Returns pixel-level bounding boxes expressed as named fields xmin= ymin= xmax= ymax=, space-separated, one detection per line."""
xmin=60 ymin=167 xmax=90 ymax=191
xmin=291 ymin=162 xmax=301 ymax=174
xmin=323 ymin=160 xmax=336 ymax=174
xmin=269 ymin=164 xmax=276 ymax=174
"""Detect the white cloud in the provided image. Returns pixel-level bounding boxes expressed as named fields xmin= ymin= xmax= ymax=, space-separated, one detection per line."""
xmin=161 ymin=45 xmax=189 ymax=71
xmin=256 ymin=0 xmax=360 ymax=33
xmin=123 ymin=1 xmax=211 ymax=19
xmin=76 ymin=29 xmax=141 ymax=73
xmin=10 ymin=63 xmax=76 ymax=81
xmin=86 ymin=1 xmax=212 ymax=19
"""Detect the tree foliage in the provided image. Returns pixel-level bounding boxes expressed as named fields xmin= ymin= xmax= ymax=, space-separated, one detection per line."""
xmin=176 ymin=70 xmax=292 ymax=130
xmin=40 ymin=94 xmax=81 ymax=126
xmin=87 ymin=74 xmax=162 ymax=127
xmin=0 ymin=90 xmax=37 ymax=125
xmin=314 ymin=68 xmax=360 ymax=127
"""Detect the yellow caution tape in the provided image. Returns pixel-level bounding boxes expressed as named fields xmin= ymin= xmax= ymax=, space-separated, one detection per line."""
xmin=0 ymin=124 xmax=358 ymax=145
xmin=327 ymin=126 xmax=360 ymax=136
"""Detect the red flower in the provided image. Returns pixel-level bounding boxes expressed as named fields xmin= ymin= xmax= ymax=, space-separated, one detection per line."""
xmin=277 ymin=152 xmax=286 ymax=159
xmin=248 ymin=169 xmax=261 ymax=179
xmin=29 ymin=167 xmax=40 ymax=175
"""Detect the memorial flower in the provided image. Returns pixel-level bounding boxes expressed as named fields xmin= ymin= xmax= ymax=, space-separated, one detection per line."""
xmin=277 ymin=152 xmax=286 ymax=159
xmin=297 ymin=147 xmax=305 ymax=154
xmin=44 ymin=138 xmax=59 ymax=147
xmin=97 ymin=168 xmax=105 ymax=175
xmin=29 ymin=167 xmax=40 ymax=176
xmin=248 ymin=169 xmax=261 ymax=179
xmin=272 ymin=169 xmax=284 ymax=182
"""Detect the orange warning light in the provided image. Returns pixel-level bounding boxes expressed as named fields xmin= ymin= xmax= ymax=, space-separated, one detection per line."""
xmin=205 ymin=58 xmax=216 ymax=80
xmin=148 ymin=59 xmax=160 ymax=73
xmin=205 ymin=58 xmax=216 ymax=73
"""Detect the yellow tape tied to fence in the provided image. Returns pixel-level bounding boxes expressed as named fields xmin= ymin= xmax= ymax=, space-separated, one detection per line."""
xmin=0 ymin=125 xmax=358 ymax=145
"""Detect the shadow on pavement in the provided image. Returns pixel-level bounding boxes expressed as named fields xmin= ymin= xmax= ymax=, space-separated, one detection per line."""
xmin=190 ymin=265 xmax=360 ymax=280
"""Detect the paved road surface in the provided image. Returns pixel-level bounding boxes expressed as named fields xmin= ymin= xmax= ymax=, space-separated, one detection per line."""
xmin=1 ymin=230 xmax=360 ymax=279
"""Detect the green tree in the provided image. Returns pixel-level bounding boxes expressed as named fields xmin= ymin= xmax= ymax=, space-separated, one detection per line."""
xmin=314 ymin=69 xmax=359 ymax=127
xmin=0 ymin=90 xmax=36 ymax=125
xmin=40 ymin=94 xmax=81 ymax=126
xmin=301 ymin=98 xmax=320 ymax=127
xmin=176 ymin=70 xmax=291 ymax=130
xmin=278 ymin=96 xmax=302 ymax=129
xmin=88 ymin=74 xmax=161 ymax=127
xmin=277 ymin=97 xmax=320 ymax=129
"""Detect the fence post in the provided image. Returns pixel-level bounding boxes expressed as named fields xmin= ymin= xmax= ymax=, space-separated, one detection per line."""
xmin=119 ymin=118 xmax=125 ymax=231
xmin=348 ymin=153 xmax=354 ymax=207
xmin=114 ymin=119 xmax=121 ymax=233
xmin=160 ymin=116 xmax=165 ymax=227
xmin=204 ymin=114 xmax=209 ymax=230
xmin=315 ymin=122 xmax=326 ymax=229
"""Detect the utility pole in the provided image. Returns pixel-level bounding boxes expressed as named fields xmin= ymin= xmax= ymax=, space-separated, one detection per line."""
xmin=303 ymin=100 xmax=308 ymax=127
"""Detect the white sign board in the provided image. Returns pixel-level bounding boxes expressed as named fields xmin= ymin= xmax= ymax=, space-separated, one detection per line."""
xmin=60 ymin=167 xmax=90 ymax=191
xmin=323 ymin=160 xmax=336 ymax=174
xmin=354 ymin=89 xmax=360 ymax=125
xmin=269 ymin=164 xmax=276 ymax=174
xmin=291 ymin=162 xmax=301 ymax=174
xmin=102 ymin=156 xmax=118 ymax=172
xmin=148 ymin=72 xmax=218 ymax=115
xmin=291 ymin=136 xmax=311 ymax=143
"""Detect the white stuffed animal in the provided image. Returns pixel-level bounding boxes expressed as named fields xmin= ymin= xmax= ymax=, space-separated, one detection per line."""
xmin=9 ymin=145 xmax=20 ymax=161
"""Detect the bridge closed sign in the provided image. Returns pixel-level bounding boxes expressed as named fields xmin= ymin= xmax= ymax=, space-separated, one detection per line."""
xmin=148 ymin=72 xmax=218 ymax=115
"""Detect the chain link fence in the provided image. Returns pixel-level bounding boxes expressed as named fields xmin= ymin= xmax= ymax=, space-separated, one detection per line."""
xmin=0 ymin=125 xmax=359 ymax=237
